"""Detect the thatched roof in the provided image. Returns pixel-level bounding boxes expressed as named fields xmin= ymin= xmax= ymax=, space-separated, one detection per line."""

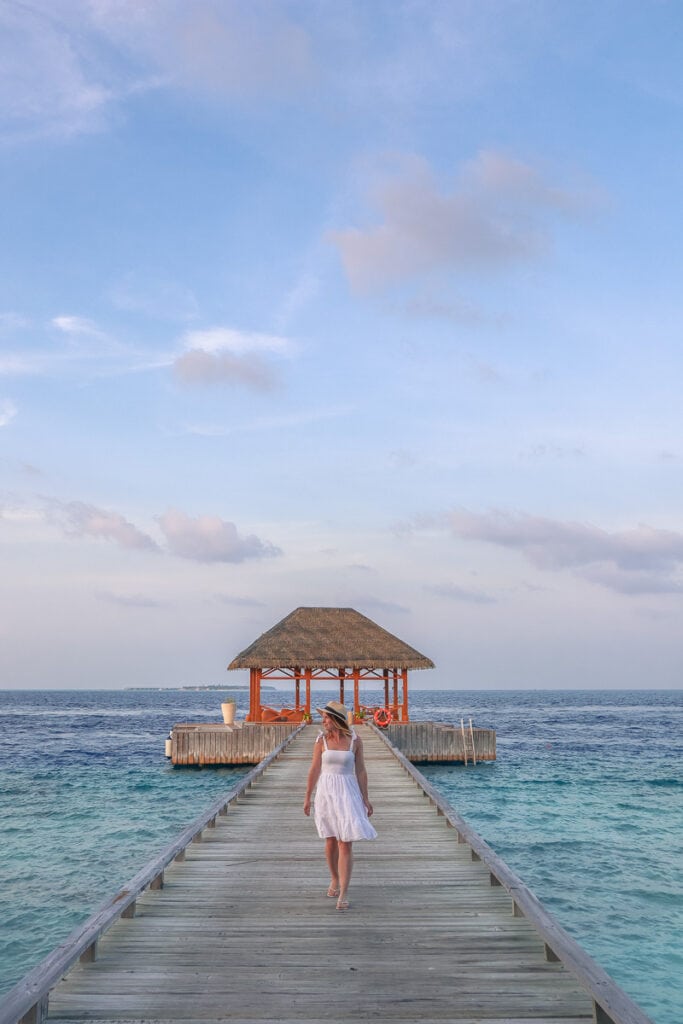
xmin=228 ymin=607 xmax=434 ymax=671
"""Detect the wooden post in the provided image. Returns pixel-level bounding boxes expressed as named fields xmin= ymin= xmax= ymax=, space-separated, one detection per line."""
xmin=79 ymin=940 xmax=97 ymax=963
xmin=254 ymin=668 xmax=263 ymax=723
xmin=353 ymin=668 xmax=360 ymax=716
xmin=20 ymin=995 xmax=48 ymax=1024
xmin=338 ymin=667 xmax=345 ymax=705
xmin=383 ymin=668 xmax=389 ymax=708
xmin=304 ymin=668 xmax=311 ymax=715
xmin=294 ymin=667 xmax=301 ymax=711
xmin=461 ymin=718 xmax=468 ymax=766
xmin=401 ymin=668 xmax=409 ymax=722
xmin=392 ymin=669 xmax=398 ymax=717
xmin=248 ymin=668 xmax=256 ymax=722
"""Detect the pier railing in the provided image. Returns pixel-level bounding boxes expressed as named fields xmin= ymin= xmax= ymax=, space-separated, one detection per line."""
xmin=0 ymin=724 xmax=306 ymax=1024
xmin=371 ymin=722 xmax=654 ymax=1024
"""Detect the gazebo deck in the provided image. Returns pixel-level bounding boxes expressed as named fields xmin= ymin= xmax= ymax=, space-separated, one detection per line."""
xmin=34 ymin=727 xmax=629 ymax=1024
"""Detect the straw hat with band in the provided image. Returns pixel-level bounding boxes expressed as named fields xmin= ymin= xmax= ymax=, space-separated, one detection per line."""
xmin=316 ymin=701 xmax=351 ymax=733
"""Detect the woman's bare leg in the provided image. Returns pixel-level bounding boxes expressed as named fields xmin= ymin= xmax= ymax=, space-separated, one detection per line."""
xmin=325 ymin=837 xmax=339 ymax=894
xmin=337 ymin=841 xmax=353 ymax=906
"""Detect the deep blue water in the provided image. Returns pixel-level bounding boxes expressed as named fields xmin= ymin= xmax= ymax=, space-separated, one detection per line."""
xmin=0 ymin=687 xmax=681 ymax=1024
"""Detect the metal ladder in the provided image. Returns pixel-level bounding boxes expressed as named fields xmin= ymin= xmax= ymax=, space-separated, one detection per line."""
xmin=460 ymin=717 xmax=477 ymax=766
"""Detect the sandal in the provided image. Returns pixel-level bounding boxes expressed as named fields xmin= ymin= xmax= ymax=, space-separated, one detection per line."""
xmin=326 ymin=886 xmax=339 ymax=898
xmin=336 ymin=897 xmax=350 ymax=911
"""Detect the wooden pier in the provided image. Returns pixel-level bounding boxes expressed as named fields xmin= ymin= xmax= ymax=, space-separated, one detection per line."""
xmin=170 ymin=722 xmax=300 ymax=765
xmin=169 ymin=720 xmax=496 ymax=765
xmin=385 ymin=721 xmax=496 ymax=762
xmin=0 ymin=725 xmax=652 ymax=1024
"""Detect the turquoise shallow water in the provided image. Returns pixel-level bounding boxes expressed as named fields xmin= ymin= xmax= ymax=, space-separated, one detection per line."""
xmin=0 ymin=687 xmax=681 ymax=1024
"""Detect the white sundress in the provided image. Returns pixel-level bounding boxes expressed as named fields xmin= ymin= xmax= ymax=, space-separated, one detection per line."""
xmin=313 ymin=730 xmax=378 ymax=843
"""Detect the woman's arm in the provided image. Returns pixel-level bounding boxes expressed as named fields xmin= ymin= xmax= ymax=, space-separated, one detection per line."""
xmin=354 ymin=736 xmax=373 ymax=817
xmin=303 ymin=736 xmax=323 ymax=816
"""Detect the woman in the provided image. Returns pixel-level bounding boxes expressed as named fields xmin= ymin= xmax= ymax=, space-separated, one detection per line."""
xmin=303 ymin=700 xmax=377 ymax=911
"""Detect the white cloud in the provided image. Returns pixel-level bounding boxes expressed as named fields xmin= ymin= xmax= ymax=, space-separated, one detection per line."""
xmin=1 ymin=312 xmax=174 ymax=381
xmin=48 ymin=500 xmax=159 ymax=552
xmin=0 ymin=399 xmax=17 ymax=427
xmin=0 ymin=2 xmax=114 ymax=141
xmin=182 ymin=327 xmax=291 ymax=356
xmin=156 ymin=508 xmax=281 ymax=564
xmin=580 ymin=566 xmax=683 ymax=596
xmin=173 ymin=350 xmax=278 ymax=390
xmin=1 ymin=1 xmax=313 ymax=142
xmin=444 ymin=508 xmax=683 ymax=595
xmin=331 ymin=150 xmax=595 ymax=292
xmin=0 ymin=497 xmax=38 ymax=522
xmin=52 ymin=315 xmax=104 ymax=337
xmin=89 ymin=0 xmax=314 ymax=101
xmin=174 ymin=326 xmax=292 ymax=390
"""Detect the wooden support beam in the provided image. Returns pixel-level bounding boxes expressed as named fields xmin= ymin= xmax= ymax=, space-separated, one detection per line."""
xmin=19 ymin=995 xmax=48 ymax=1024
xmin=401 ymin=668 xmax=409 ymax=722
xmin=254 ymin=668 xmax=263 ymax=722
xmin=304 ymin=668 xmax=311 ymax=715
xmin=248 ymin=667 xmax=256 ymax=721
xmin=383 ymin=668 xmax=389 ymax=708
xmin=79 ymin=941 xmax=97 ymax=964
xmin=593 ymin=1001 xmax=617 ymax=1024
xmin=352 ymin=667 xmax=360 ymax=715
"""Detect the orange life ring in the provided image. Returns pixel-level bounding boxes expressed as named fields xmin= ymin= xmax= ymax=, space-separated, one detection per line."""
xmin=374 ymin=707 xmax=393 ymax=728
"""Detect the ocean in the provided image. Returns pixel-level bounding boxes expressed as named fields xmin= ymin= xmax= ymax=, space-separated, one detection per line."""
xmin=0 ymin=687 xmax=680 ymax=1024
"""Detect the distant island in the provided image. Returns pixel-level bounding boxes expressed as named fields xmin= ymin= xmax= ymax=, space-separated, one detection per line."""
xmin=125 ymin=684 xmax=277 ymax=692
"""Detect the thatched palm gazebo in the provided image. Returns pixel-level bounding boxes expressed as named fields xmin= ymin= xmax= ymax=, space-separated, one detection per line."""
xmin=228 ymin=606 xmax=434 ymax=723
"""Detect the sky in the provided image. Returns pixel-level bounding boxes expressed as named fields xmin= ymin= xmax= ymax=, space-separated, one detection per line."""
xmin=1 ymin=0 xmax=683 ymax=691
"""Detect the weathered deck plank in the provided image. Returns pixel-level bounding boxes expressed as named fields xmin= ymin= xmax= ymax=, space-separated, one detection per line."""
xmin=44 ymin=726 xmax=594 ymax=1022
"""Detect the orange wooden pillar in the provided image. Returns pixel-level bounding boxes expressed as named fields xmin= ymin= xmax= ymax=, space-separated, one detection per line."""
xmin=383 ymin=669 xmax=390 ymax=708
xmin=294 ymin=667 xmax=301 ymax=711
xmin=353 ymin=668 xmax=360 ymax=716
xmin=338 ymin=668 xmax=345 ymax=705
xmin=304 ymin=668 xmax=312 ymax=716
xmin=248 ymin=667 xmax=263 ymax=722
xmin=401 ymin=668 xmax=409 ymax=722
xmin=392 ymin=668 xmax=398 ymax=717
